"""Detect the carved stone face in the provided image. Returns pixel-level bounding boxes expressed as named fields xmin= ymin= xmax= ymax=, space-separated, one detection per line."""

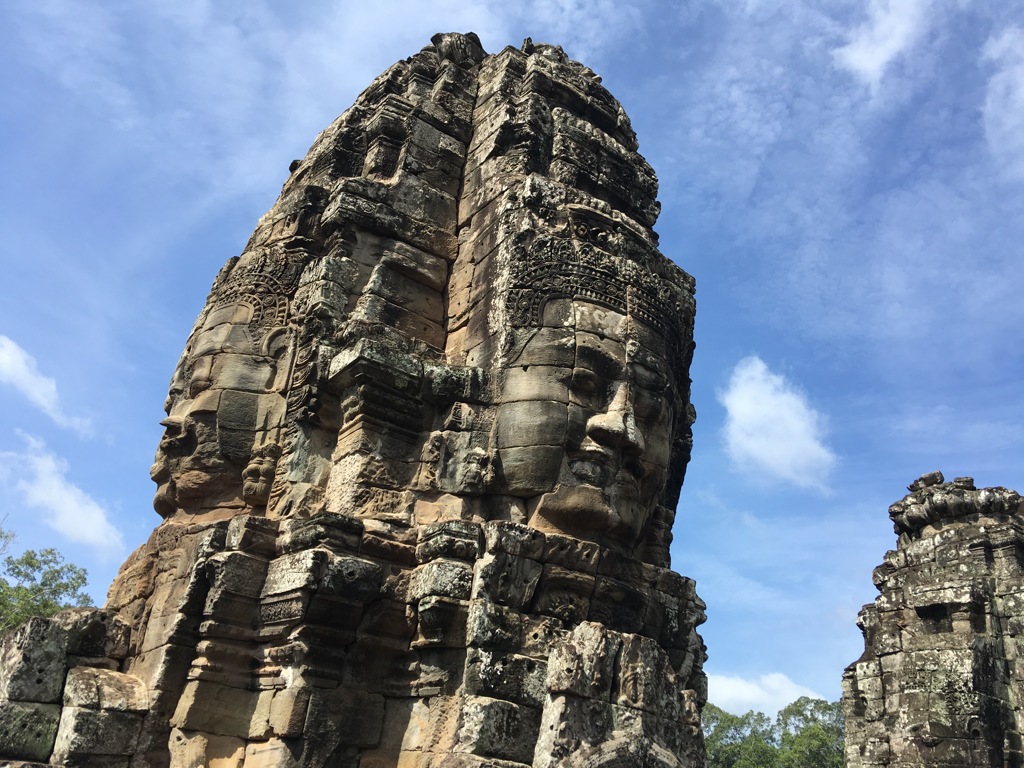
xmin=495 ymin=298 xmax=673 ymax=550
xmin=150 ymin=301 xmax=287 ymax=517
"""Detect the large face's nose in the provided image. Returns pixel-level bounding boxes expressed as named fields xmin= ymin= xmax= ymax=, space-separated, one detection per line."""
xmin=585 ymin=381 xmax=645 ymax=457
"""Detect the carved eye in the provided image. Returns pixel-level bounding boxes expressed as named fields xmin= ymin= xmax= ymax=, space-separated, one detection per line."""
xmin=633 ymin=391 xmax=665 ymax=423
xmin=188 ymin=377 xmax=212 ymax=397
xmin=630 ymin=363 xmax=668 ymax=394
xmin=570 ymin=368 xmax=600 ymax=397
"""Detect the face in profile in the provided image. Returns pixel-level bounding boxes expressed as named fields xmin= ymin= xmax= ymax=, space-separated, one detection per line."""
xmin=150 ymin=300 xmax=287 ymax=517
xmin=495 ymin=298 xmax=674 ymax=551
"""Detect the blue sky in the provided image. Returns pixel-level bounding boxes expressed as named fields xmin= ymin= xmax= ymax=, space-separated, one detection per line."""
xmin=2 ymin=0 xmax=1022 ymax=716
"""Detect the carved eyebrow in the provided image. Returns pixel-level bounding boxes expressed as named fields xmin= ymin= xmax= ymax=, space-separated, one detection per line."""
xmin=626 ymin=338 xmax=666 ymax=370
xmin=629 ymin=362 xmax=668 ymax=392
xmin=575 ymin=344 xmax=622 ymax=379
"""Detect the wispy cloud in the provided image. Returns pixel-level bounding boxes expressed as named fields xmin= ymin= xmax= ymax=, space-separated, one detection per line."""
xmin=517 ymin=0 xmax=648 ymax=61
xmin=890 ymin=403 xmax=1024 ymax=458
xmin=832 ymin=0 xmax=932 ymax=93
xmin=0 ymin=335 xmax=91 ymax=435
xmin=677 ymin=486 xmax=888 ymax=703
xmin=982 ymin=26 xmax=1024 ymax=180
xmin=10 ymin=2 xmax=500 ymax=201
xmin=655 ymin=3 xmax=1024 ymax=380
xmin=718 ymin=357 xmax=836 ymax=491
xmin=0 ymin=434 xmax=124 ymax=557
xmin=708 ymin=672 xmax=824 ymax=715
xmin=7 ymin=1 xmax=636 ymax=209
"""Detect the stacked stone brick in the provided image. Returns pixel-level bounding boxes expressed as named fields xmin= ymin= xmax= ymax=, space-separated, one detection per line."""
xmin=0 ymin=610 xmax=143 ymax=764
xmin=1 ymin=513 xmax=704 ymax=766
xmin=844 ymin=472 xmax=1024 ymax=767
xmin=0 ymin=33 xmax=705 ymax=768
xmin=113 ymin=513 xmax=703 ymax=766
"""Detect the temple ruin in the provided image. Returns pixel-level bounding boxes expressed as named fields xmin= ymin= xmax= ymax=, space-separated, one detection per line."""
xmin=844 ymin=472 xmax=1024 ymax=767
xmin=0 ymin=33 xmax=706 ymax=767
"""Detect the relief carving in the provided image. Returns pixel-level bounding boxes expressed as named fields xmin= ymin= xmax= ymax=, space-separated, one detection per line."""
xmin=844 ymin=472 xmax=1024 ymax=767
xmin=0 ymin=33 xmax=706 ymax=768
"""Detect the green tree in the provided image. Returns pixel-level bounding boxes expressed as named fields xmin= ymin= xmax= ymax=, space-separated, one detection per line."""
xmin=704 ymin=703 xmax=779 ymax=768
xmin=704 ymin=697 xmax=844 ymax=768
xmin=776 ymin=697 xmax=844 ymax=768
xmin=0 ymin=525 xmax=90 ymax=633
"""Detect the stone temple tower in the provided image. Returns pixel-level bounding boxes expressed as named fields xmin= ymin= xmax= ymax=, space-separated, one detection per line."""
xmin=0 ymin=33 xmax=706 ymax=767
xmin=844 ymin=472 xmax=1024 ymax=767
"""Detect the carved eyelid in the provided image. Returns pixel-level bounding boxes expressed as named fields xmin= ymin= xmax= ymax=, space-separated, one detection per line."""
xmin=629 ymin=363 xmax=668 ymax=392
xmin=188 ymin=377 xmax=213 ymax=396
xmin=574 ymin=345 xmax=622 ymax=379
xmin=633 ymin=394 xmax=665 ymax=422
xmin=569 ymin=367 xmax=601 ymax=391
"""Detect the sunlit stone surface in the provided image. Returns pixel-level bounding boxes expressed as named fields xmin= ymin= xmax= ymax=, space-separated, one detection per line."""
xmin=0 ymin=33 xmax=705 ymax=767
xmin=844 ymin=472 xmax=1024 ymax=768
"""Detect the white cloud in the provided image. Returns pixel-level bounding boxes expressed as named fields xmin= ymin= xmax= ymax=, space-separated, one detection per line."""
xmin=655 ymin=3 xmax=1024 ymax=369
xmin=690 ymin=558 xmax=796 ymax=614
xmin=9 ymin=2 xmax=502 ymax=200
xmin=7 ymin=1 xmax=638 ymax=208
xmin=982 ymin=27 xmax=1024 ymax=180
xmin=832 ymin=0 xmax=931 ymax=92
xmin=708 ymin=672 xmax=824 ymax=715
xmin=519 ymin=0 xmax=647 ymax=61
xmin=0 ymin=335 xmax=91 ymax=435
xmin=890 ymin=403 xmax=1024 ymax=457
xmin=718 ymin=357 xmax=836 ymax=491
xmin=0 ymin=434 xmax=124 ymax=556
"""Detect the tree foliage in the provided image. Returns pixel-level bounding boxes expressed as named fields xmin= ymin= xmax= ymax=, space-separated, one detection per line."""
xmin=776 ymin=697 xmax=844 ymax=768
xmin=0 ymin=525 xmax=90 ymax=633
xmin=704 ymin=703 xmax=779 ymax=768
xmin=704 ymin=697 xmax=844 ymax=768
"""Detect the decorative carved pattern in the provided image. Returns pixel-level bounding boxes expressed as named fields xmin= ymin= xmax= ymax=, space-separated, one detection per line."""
xmin=0 ymin=33 xmax=707 ymax=768
xmin=844 ymin=472 xmax=1024 ymax=767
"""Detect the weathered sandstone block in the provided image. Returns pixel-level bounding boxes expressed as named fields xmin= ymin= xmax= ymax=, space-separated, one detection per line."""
xmin=0 ymin=32 xmax=705 ymax=767
xmin=0 ymin=700 xmax=62 ymax=761
xmin=844 ymin=472 xmax=1024 ymax=767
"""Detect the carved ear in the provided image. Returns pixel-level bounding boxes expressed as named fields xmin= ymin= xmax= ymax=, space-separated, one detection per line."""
xmin=501 ymin=326 xmax=544 ymax=367
xmin=260 ymin=327 xmax=290 ymax=360
xmin=258 ymin=328 xmax=292 ymax=392
xmin=635 ymin=505 xmax=674 ymax=568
